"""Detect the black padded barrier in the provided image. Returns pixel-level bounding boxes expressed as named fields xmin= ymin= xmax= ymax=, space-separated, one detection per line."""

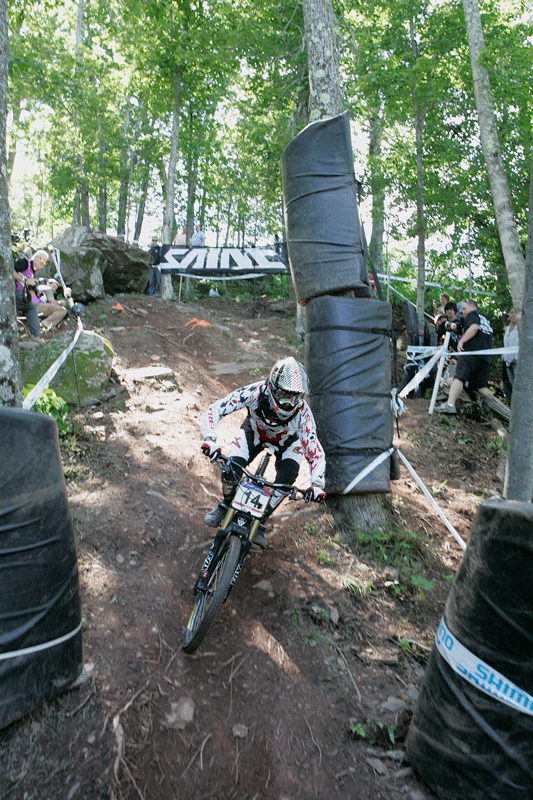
xmin=406 ymin=498 xmax=533 ymax=800
xmin=306 ymin=295 xmax=393 ymax=494
xmin=281 ymin=111 xmax=370 ymax=304
xmin=0 ymin=407 xmax=82 ymax=729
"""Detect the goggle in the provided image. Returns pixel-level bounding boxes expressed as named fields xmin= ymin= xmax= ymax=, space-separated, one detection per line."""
xmin=273 ymin=386 xmax=301 ymax=406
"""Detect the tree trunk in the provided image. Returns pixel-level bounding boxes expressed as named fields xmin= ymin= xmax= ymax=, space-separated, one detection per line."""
xmin=117 ymin=106 xmax=131 ymax=238
xmin=7 ymin=95 xmax=20 ymax=184
xmin=133 ymin=163 xmax=150 ymax=244
xmin=161 ymin=72 xmax=183 ymax=300
xmin=504 ymin=154 xmax=533 ymax=500
xmin=97 ymin=122 xmax=107 ymax=233
xmin=223 ymin=188 xmax=233 ymax=247
xmin=462 ymin=0 xmax=532 ymax=500
xmin=368 ymin=111 xmax=385 ymax=276
xmin=410 ymin=22 xmax=428 ymax=345
xmin=0 ymin=0 xmax=21 ymax=406
xmin=72 ymin=0 xmax=90 ymax=228
xmin=302 ymin=0 xmax=343 ymax=122
xmin=301 ymin=0 xmax=388 ymax=530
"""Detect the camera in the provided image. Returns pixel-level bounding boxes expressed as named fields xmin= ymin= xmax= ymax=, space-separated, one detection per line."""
xmin=445 ymin=321 xmax=459 ymax=332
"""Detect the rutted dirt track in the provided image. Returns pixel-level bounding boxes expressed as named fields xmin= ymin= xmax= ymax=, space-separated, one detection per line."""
xmin=1 ymin=294 xmax=507 ymax=800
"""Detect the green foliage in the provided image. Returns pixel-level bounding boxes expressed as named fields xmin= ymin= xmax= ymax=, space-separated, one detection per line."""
xmin=7 ymin=0 xmax=533 ymax=316
xmin=487 ymin=437 xmax=507 ymax=451
xmin=355 ymin=523 xmax=423 ymax=567
xmin=22 ymin=386 xmax=72 ymax=437
xmin=349 ymin=721 xmax=367 ymax=739
xmin=316 ymin=548 xmax=334 ymax=567
xmin=342 ymin=576 xmax=374 ymax=596
xmin=355 ymin=522 xmax=434 ymax=600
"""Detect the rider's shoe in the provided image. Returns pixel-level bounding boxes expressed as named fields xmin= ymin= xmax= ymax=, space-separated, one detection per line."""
xmin=204 ymin=502 xmax=229 ymax=528
xmin=251 ymin=525 xmax=266 ymax=550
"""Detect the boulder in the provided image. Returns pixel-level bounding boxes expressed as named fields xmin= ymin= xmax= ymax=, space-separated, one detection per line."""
xmin=19 ymin=329 xmax=114 ymax=406
xmin=49 ymin=226 xmax=152 ymax=302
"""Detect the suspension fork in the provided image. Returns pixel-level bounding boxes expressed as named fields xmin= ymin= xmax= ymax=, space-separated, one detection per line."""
xmin=193 ymin=521 xmax=235 ymax=594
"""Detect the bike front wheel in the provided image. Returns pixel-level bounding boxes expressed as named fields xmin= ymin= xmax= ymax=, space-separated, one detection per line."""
xmin=182 ymin=534 xmax=242 ymax=653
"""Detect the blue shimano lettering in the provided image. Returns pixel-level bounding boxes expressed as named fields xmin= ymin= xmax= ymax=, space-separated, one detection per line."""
xmin=508 ymin=688 xmax=528 ymax=708
xmin=488 ymin=674 xmax=504 ymax=692
xmin=476 ymin=664 xmax=488 ymax=681
xmin=436 ymin=620 xmax=454 ymax=650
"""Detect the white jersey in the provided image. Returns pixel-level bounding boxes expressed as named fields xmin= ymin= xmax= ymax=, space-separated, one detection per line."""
xmin=201 ymin=381 xmax=326 ymax=488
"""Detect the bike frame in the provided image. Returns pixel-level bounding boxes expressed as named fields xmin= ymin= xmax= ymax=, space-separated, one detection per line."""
xmin=194 ymin=449 xmax=298 ymax=601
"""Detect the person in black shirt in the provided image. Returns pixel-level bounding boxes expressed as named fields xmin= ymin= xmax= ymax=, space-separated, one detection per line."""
xmin=435 ymin=299 xmax=493 ymax=414
xmin=145 ymin=235 xmax=162 ymax=295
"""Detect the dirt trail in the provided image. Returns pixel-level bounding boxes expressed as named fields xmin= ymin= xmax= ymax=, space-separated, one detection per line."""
xmin=1 ymin=294 xmax=506 ymax=800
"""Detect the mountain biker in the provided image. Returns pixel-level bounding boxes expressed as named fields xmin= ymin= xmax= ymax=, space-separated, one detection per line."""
xmin=201 ymin=357 xmax=326 ymax=548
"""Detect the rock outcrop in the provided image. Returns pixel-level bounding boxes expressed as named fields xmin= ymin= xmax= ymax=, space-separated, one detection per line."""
xmin=19 ymin=329 xmax=114 ymax=406
xmin=49 ymin=226 xmax=152 ymax=303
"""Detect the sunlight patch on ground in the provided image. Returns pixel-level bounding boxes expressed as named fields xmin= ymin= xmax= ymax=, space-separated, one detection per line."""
xmin=78 ymin=550 xmax=119 ymax=599
xmin=248 ymin=621 xmax=302 ymax=680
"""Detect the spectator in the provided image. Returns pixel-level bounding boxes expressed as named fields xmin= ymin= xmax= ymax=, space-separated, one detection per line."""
xmin=436 ymin=302 xmax=462 ymax=352
xmin=435 ymin=299 xmax=493 ymax=414
xmin=190 ymin=224 xmax=206 ymax=247
xmin=173 ymin=226 xmax=187 ymax=246
xmin=432 ymin=292 xmax=450 ymax=319
xmin=501 ymin=307 xmax=518 ymax=401
xmin=32 ymin=276 xmax=69 ymax=330
xmin=13 ymin=249 xmax=49 ymax=343
xmin=145 ymin=235 xmax=162 ymax=295
xmin=434 ymin=314 xmax=446 ymax=340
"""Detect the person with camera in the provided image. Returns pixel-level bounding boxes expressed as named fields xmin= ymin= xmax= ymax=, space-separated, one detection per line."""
xmin=436 ymin=301 xmax=462 ymax=352
xmin=435 ymin=299 xmax=493 ymax=414
xmin=34 ymin=276 xmax=71 ymax=329
xmin=145 ymin=234 xmax=162 ymax=295
xmin=13 ymin=248 xmax=49 ymax=343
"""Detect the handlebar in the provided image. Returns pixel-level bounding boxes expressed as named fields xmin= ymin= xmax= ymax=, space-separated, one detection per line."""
xmin=210 ymin=450 xmax=306 ymax=500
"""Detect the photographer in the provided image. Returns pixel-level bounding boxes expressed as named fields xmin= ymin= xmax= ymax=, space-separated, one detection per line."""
xmin=13 ymin=249 xmax=49 ymax=343
xmin=33 ymin=277 xmax=69 ymax=330
xmin=436 ymin=299 xmax=493 ymax=415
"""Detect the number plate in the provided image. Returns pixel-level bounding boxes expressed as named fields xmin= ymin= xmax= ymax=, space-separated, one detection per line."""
xmin=233 ymin=480 xmax=271 ymax=518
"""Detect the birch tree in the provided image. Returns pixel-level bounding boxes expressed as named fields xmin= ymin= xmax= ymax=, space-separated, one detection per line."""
xmin=0 ymin=0 xmax=21 ymax=407
xmin=301 ymin=0 xmax=390 ymax=528
xmin=462 ymin=0 xmax=533 ymax=501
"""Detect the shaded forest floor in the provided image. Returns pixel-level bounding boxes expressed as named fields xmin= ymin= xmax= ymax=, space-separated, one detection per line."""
xmin=1 ymin=292 xmax=509 ymax=800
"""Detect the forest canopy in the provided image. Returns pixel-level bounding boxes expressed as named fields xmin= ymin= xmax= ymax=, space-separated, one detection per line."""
xmin=7 ymin=0 xmax=533 ymax=316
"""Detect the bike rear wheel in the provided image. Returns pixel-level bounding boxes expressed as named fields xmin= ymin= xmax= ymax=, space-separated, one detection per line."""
xmin=182 ymin=534 xmax=242 ymax=653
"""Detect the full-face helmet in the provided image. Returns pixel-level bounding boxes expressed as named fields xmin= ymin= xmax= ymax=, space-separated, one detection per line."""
xmin=266 ymin=357 xmax=309 ymax=420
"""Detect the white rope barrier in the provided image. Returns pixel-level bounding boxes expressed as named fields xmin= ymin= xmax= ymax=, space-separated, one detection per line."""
xmin=428 ymin=332 xmax=451 ymax=415
xmin=343 ymin=447 xmax=395 ymax=495
xmin=395 ymin=448 xmax=467 ymax=551
xmin=340 ymin=444 xmax=466 ymax=551
xmin=22 ymin=315 xmax=84 ymax=411
xmin=398 ymin=345 xmax=446 ymax=399
xmin=400 ymin=344 xmax=520 ymax=402
xmin=0 ymin=622 xmax=82 ymax=661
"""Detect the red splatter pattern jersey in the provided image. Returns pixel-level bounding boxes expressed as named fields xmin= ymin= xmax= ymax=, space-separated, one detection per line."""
xmin=200 ymin=381 xmax=326 ymax=488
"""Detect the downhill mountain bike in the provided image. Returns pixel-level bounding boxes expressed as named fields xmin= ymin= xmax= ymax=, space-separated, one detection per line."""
xmin=182 ymin=446 xmax=308 ymax=653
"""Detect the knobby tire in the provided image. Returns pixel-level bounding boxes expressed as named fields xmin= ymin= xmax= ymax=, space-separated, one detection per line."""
xmin=182 ymin=534 xmax=242 ymax=653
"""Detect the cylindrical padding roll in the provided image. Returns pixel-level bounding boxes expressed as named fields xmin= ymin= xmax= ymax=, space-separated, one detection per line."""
xmin=306 ymin=295 xmax=392 ymax=494
xmin=0 ymin=407 xmax=82 ymax=729
xmin=407 ymin=498 xmax=533 ymax=800
xmin=281 ymin=111 xmax=370 ymax=304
